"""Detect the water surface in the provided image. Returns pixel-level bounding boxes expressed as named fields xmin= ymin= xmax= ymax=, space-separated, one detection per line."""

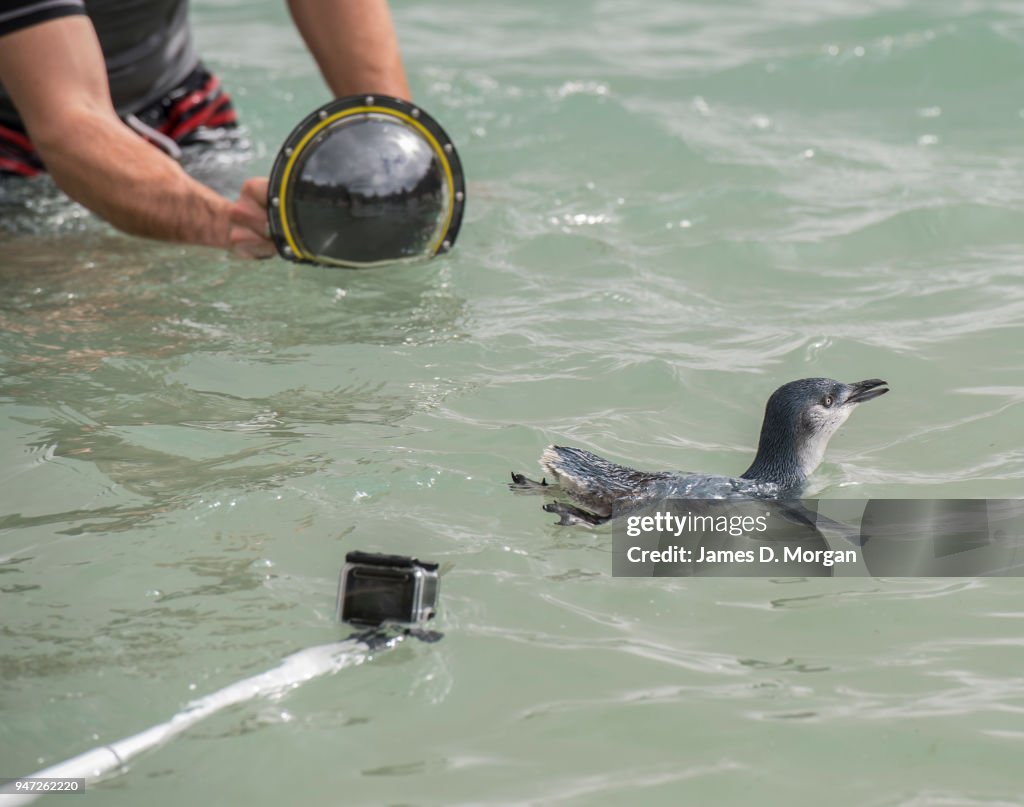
xmin=3 ymin=0 xmax=1024 ymax=803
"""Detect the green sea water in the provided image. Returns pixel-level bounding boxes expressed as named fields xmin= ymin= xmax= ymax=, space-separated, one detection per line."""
xmin=3 ymin=0 xmax=1024 ymax=804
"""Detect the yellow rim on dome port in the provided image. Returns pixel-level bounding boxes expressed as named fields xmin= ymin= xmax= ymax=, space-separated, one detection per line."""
xmin=267 ymin=95 xmax=466 ymax=269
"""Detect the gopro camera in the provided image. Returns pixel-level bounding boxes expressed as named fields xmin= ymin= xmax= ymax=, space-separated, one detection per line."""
xmin=336 ymin=551 xmax=439 ymax=627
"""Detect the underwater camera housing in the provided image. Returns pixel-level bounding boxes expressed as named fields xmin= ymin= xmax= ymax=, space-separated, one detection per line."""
xmin=336 ymin=551 xmax=439 ymax=627
xmin=268 ymin=94 xmax=465 ymax=268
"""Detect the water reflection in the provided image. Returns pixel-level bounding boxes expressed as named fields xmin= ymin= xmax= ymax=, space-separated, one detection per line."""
xmin=0 ymin=235 xmax=468 ymax=540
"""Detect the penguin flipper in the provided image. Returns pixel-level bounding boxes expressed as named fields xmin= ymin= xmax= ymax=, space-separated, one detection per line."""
xmin=542 ymin=501 xmax=611 ymax=527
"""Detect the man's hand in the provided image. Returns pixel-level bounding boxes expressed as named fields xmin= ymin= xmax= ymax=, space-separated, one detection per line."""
xmin=228 ymin=178 xmax=276 ymax=259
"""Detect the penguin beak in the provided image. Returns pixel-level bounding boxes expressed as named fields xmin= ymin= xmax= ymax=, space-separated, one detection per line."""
xmin=845 ymin=379 xmax=889 ymax=405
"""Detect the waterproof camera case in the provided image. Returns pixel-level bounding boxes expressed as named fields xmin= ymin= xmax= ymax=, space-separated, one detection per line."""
xmin=336 ymin=551 xmax=439 ymax=627
xmin=267 ymin=94 xmax=465 ymax=268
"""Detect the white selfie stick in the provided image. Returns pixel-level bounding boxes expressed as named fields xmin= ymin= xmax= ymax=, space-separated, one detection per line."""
xmin=1 ymin=634 xmax=398 ymax=805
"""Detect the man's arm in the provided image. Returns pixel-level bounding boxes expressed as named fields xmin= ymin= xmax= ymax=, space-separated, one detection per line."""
xmin=288 ymin=0 xmax=410 ymax=100
xmin=0 ymin=16 xmax=272 ymax=255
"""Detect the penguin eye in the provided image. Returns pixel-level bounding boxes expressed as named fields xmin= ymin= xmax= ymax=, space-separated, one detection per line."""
xmin=823 ymin=395 xmax=834 ymax=408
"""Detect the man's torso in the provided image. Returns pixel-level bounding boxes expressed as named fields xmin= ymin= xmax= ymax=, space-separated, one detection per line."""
xmin=0 ymin=0 xmax=197 ymax=127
